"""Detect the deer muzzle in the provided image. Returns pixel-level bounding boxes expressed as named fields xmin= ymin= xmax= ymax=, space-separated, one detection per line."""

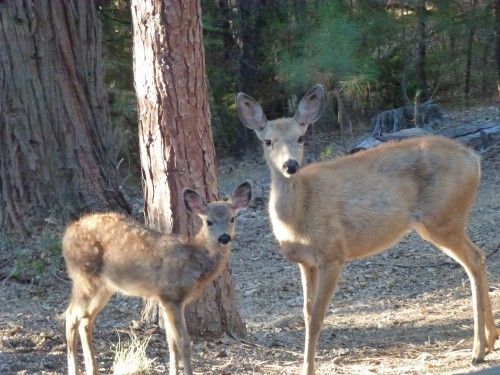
xmin=218 ymin=234 xmax=231 ymax=245
xmin=282 ymin=159 xmax=299 ymax=175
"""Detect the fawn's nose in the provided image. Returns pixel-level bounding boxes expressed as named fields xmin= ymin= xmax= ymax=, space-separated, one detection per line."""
xmin=218 ymin=234 xmax=231 ymax=245
xmin=282 ymin=159 xmax=299 ymax=175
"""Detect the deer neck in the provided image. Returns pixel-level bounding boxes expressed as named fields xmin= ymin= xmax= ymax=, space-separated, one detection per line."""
xmin=194 ymin=234 xmax=230 ymax=286
xmin=270 ymin=167 xmax=296 ymax=208
xmin=194 ymin=233 xmax=230 ymax=261
xmin=268 ymin=166 xmax=300 ymax=242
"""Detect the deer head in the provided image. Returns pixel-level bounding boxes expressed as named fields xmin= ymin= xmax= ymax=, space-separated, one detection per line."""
xmin=237 ymin=85 xmax=324 ymax=177
xmin=183 ymin=181 xmax=252 ymax=246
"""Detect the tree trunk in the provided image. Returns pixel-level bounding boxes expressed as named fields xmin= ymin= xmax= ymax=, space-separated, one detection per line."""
xmin=238 ymin=0 xmax=262 ymax=95
xmin=236 ymin=0 xmax=285 ymax=118
xmin=218 ymin=0 xmax=238 ymax=64
xmin=464 ymin=28 xmax=475 ymax=97
xmin=464 ymin=0 xmax=477 ymax=98
xmin=416 ymin=0 xmax=428 ymax=98
xmin=336 ymin=89 xmax=353 ymax=149
xmin=0 ymin=0 xmax=129 ymax=237
xmin=495 ymin=0 xmax=500 ymax=98
xmin=481 ymin=35 xmax=489 ymax=97
xmin=131 ymin=0 xmax=246 ymax=337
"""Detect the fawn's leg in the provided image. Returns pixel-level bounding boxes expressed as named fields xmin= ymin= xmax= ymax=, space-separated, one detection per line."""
xmin=161 ymin=306 xmax=180 ymax=375
xmin=161 ymin=301 xmax=193 ymax=375
xmin=302 ymin=261 xmax=343 ymax=375
xmin=77 ymin=287 xmax=112 ymax=375
xmin=65 ymin=301 xmax=81 ymax=375
xmin=415 ymin=223 xmax=492 ymax=362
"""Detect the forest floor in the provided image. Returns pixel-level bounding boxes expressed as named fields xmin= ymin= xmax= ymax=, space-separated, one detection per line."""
xmin=0 ymin=106 xmax=499 ymax=374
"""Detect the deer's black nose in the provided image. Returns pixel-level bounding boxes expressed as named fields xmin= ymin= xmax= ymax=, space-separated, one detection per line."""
xmin=218 ymin=234 xmax=231 ymax=244
xmin=282 ymin=159 xmax=299 ymax=175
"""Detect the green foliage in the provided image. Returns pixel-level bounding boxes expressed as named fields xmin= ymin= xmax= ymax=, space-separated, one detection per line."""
xmin=280 ymin=2 xmax=377 ymax=90
xmin=98 ymin=1 xmax=140 ymax=177
xmin=96 ymin=0 xmax=498 ymax=155
xmin=4 ymin=230 xmax=63 ymax=283
xmin=340 ymin=74 xmax=374 ymax=100
xmin=99 ymin=1 xmax=133 ymax=92
xmin=319 ymin=145 xmax=334 ymax=161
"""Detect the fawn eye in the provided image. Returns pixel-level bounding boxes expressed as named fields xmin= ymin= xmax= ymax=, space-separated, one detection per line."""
xmin=264 ymin=139 xmax=272 ymax=147
xmin=298 ymin=136 xmax=304 ymax=144
xmin=206 ymin=220 xmax=213 ymax=226
xmin=230 ymin=217 xmax=235 ymax=223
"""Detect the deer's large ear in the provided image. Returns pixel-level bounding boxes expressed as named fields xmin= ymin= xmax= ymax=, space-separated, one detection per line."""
xmin=230 ymin=180 xmax=252 ymax=211
xmin=183 ymin=188 xmax=207 ymax=215
xmin=294 ymin=84 xmax=325 ymax=126
xmin=236 ymin=93 xmax=267 ymax=131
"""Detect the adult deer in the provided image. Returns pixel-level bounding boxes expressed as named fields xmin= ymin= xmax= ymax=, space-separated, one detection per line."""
xmin=63 ymin=181 xmax=252 ymax=375
xmin=236 ymin=85 xmax=497 ymax=374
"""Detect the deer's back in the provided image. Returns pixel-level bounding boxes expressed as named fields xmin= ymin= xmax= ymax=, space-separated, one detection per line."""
xmin=62 ymin=213 xmax=214 ymax=300
xmin=302 ymin=136 xmax=480 ymax=216
xmin=63 ymin=213 xmax=160 ymax=282
xmin=63 ymin=213 xmax=188 ymax=297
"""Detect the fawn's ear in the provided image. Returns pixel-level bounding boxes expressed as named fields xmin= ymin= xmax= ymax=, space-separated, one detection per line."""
xmin=230 ymin=180 xmax=252 ymax=211
xmin=183 ymin=188 xmax=207 ymax=215
xmin=294 ymin=84 xmax=325 ymax=126
xmin=236 ymin=93 xmax=267 ymax=131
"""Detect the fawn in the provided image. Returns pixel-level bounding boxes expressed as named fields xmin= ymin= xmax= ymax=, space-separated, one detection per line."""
xmin=237 ymin=85 xmax=498 ymax=375
xmin=63 ymin=181 xmax=252 ymax=375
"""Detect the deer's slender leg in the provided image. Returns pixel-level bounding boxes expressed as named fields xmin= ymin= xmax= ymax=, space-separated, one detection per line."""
xmin=161 ymin=306 xmax=180 ymax=375
xmin=161 ymin=301 xmax=193 ymax=375
xmin=79 ymin=315 xmax=98 ymax=375
xmin=302 ymin=261 xmax=343 ymax=375
xmin=473 ymin=238 xmax=498 ymax=353
xmin=415 ymin=224 xmax=493 ymax=363
xmin=65 ymin=301 xmax=81 ymax=375
xmin=299 ymin=264 xmax=319 ymax=325
xmin=77 ymin=287 xmax=112 ymax=375
xmin=299 ymin=263 xmax=319 ymax=374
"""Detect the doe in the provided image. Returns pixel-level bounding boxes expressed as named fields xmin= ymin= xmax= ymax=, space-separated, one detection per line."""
xmin=63 ymin=181 xmax=252 ymax=375
xmin=237 ymin=85 xmax=498 ymax=375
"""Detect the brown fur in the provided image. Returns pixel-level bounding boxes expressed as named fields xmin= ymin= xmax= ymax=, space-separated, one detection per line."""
xmin=237 ymin=85 xmax=498 ymax=375
xmin=63 ymin=182 xmax=252 ymax=375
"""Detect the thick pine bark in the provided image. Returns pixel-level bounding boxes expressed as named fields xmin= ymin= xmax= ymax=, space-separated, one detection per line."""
xmin=0 ymin=0 xmax=129 ymax=236
xmin=131 ymin=0 xmax=245 ymax=337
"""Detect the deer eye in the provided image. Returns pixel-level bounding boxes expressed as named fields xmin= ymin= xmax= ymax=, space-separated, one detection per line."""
xmin=230 ymin=217 xmax=235 ymax=223
xmin=264 ymin=139 xmax=272 ymax=147
xmin=298 ymin=136 xmax=304 ymax=144
xmin=206 ymin=220 xmax=213 ymax=227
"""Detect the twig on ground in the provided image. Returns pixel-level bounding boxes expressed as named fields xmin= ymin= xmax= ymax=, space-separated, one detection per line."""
xmin=1 ymin=268 xmax=17 ymax=286
xmin=53 ymin=270 xmax=70 ymax=284
xmin=0 ymin=256 xmax=15 ymax=269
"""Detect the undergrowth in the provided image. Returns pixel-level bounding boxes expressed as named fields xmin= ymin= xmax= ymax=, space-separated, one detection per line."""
xmin=112 ymin=331 xmax=156 ymax=375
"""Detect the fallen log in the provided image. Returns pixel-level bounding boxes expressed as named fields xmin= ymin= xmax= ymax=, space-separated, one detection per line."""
xmin=375 ymin=127 xmax=431 ymax=141
xmin=351 ymin=122 xmax=500 ymax=154
xmin=449 ymin=123 xmax=500 ymax=153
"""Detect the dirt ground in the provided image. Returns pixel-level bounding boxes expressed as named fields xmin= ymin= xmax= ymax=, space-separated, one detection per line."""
xmin=1 ymin=106 xmax=499 ymax=374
